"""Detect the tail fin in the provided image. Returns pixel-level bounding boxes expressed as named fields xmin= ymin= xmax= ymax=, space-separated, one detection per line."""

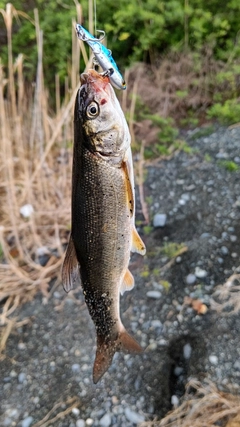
xmin=93 ymin=328 xmax=142 ymax=384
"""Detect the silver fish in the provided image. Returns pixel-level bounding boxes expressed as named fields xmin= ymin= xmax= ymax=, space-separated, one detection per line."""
xmin=62 ymin=69 xmax=145 ymax=383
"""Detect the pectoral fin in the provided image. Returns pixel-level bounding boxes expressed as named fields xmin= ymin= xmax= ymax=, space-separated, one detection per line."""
xmin=62 ymin=235 xmax=80 ymax=292
xmin=131 ymin=227 xmax=146 ymax=255
xmin=120 ymin=269 xmax=135 ymax=295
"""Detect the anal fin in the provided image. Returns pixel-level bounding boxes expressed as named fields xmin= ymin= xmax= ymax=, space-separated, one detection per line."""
xmin=62 ymin=234 xmax=80 ymax=292
xmin=120 ymin=269 xmax=135 ymax=295
xmin=131 ymin=227 xmax=146 ymax=255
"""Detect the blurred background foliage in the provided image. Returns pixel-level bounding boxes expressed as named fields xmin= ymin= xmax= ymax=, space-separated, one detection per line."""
xmin=1 ymin=0 xmax=240 ymax=91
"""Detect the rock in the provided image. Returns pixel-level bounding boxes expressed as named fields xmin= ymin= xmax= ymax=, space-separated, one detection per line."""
xmin=76 ymin=421 xmax=85 ymax=427
xmin=18 ymin=342 xmax=26 ymax=350
xmin=234 ymin=360 xmax=240 ymax=370
xmin=174 ymin=366 xmax=183 ymax=376
xmin=200 ymin=232 xmax=210 ymax=239
xmin=153 ymin=213 xmax=167 ymax=227
xmin=124 ymin=407 xmax=145 ymax=424
xmin=19 ymin=204 xmax=34 ymax=218
xmin=230 ymin=235 xmax=237 ymax=242
xmin=99 ymin=413 xmax=111 ymax=427
xmin=18 ymin=372 xmax=26 ymax=383
xmin=181 ymin=193 xmax=190 ymax=201
xmin=146 ymin=291 xmax=161 ymax=299
xmin=183 ymin=343 xmax=192 ymax=359
xmin=85 ymin=419 xmax=93 ymax=426
xmin=171 ymin=395 xmax=179 ymax=406
xmin=21 ymin=416 xmax=34 ymax=427
xmin=186 ymin=274 xmax=196 ymax=285
xmin=209 ymin=355 xmax=218 ymax=365
xmin=72 ymin=363 xmax=80 ymax=373
xmin=221 ymin=246 xmax=229 ymax=255
xmin=195 ymin=267 xmax=207 ymax=278
xmin=72 ymin=408 xmax=80 ymax=416
xmin=151 ymin=320 xmax=162 ymax=328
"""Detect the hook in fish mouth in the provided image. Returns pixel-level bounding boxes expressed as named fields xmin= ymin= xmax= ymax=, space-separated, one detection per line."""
xmin=80 ymin=69 xmax=111 ymax=86
xmin=101 ymin=68 xmax=114 ymax=78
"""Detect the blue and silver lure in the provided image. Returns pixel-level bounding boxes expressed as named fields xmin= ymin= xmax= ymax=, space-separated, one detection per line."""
xmin=76 ymin=24 xmax=126 ymax=90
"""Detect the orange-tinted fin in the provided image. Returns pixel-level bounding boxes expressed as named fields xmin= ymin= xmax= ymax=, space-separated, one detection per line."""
xmin=122 ymin=160 xmax=134 ymax=218
xmin=61 ymin=235 xmax=80 ymax=292
xmin=93 ymin=328 xmax=142 ymax=384
xmin=120 ymin=269 xmax=135 ymax=295
xmin=131 ymin=226 xmax=146 ymax=255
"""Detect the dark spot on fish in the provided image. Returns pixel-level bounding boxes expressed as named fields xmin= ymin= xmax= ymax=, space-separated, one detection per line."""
xmin=100 ymin=98 xmax=107 ymax=105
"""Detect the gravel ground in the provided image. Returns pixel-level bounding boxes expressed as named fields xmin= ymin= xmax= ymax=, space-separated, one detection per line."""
xmin=1 ymin=125 xmax=240 ymax=427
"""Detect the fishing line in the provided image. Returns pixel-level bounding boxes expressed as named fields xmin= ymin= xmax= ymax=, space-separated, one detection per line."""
xmin=94 ymin=0 xmax=97 ymax=36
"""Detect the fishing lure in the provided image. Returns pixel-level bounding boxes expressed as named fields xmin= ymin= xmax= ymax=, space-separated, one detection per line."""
xmin=76 ymin=24 xmax=126 ymax=90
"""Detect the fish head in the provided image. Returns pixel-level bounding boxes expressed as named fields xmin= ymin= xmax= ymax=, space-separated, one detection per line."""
xmin=76 ymin=69 xmax=130 ymax=163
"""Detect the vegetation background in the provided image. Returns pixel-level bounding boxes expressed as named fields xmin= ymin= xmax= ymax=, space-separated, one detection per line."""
xmin=0 ymin=0 xmax=240 ymax=424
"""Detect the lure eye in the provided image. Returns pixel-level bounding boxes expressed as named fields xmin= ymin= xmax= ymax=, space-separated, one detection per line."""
xmin=86 ymin=102 xmax=99 ymax=118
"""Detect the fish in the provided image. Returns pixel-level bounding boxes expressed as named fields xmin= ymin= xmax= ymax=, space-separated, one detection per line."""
xmin=76 ymin=24 xmax=126 ymax=91
xmin=62 ymin=69 xmax=145 ymax=384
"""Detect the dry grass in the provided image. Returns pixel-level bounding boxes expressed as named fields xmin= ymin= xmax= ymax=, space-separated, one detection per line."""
xmin=140 ymin=378 xmax=240 ymax=427
xmin=0 ymin=3 xmax=84 ymax=334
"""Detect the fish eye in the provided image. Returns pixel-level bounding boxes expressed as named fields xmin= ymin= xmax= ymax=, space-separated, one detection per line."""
xmin=86 ymin=102 xmax=99 ymax=118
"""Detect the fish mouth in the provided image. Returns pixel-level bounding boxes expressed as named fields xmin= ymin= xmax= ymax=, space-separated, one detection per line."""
xmin=80 ymin=69 xmax=110 ymax=89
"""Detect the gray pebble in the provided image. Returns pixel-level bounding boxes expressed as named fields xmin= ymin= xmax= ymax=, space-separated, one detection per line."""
xmin=153 ymin=213 xmax=167 ymax=227
xmin=200 ymin=232 xmax=210 ymax=239
xmin=209 ymin=355 xmax=218 ymax=365
xmin=234 ymin=360 xmax=240 ymax=370
xmin=76 ymin=421 xmax=85 ymax=427
xmin=99 ymin=413 xmax=111 ymax=427
xmin=171 ymin=395 xmax=179 ymax=406
xmin=146 ymin=291 xmax=161 ymax=299
xmin=72 ymin=363 xmax=81 ymax=373
xmin=151 ymin=320 xmax=162 ymax=328
xmin=183 ymin=343 xmax=192 ymax=359
xmin=124 ymin=408 xmax=145 ymax=424
xmin=217 ymin=257 xmax=224 ymax=264
xmin=186 ymin=274 xmax=196 ymax=285
xmin=230 ymin=235 xmax=237 ymax=242
xmin=221 ymin=246 xmax=229 ymax=255
xmin=181 ymin=193 xmax=190 ymax=201
xmin=18 ymin=372 xmax=26 ymax=383
xmin=21 ymin=416 xmax=34 ymax=427
xmin=178 ymin=198 xmax=186 ymax=205
xmin=174 ymin=366 xmax=183 ymax=376
xmin=195 ymin=267 xmax=207 ymax=278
